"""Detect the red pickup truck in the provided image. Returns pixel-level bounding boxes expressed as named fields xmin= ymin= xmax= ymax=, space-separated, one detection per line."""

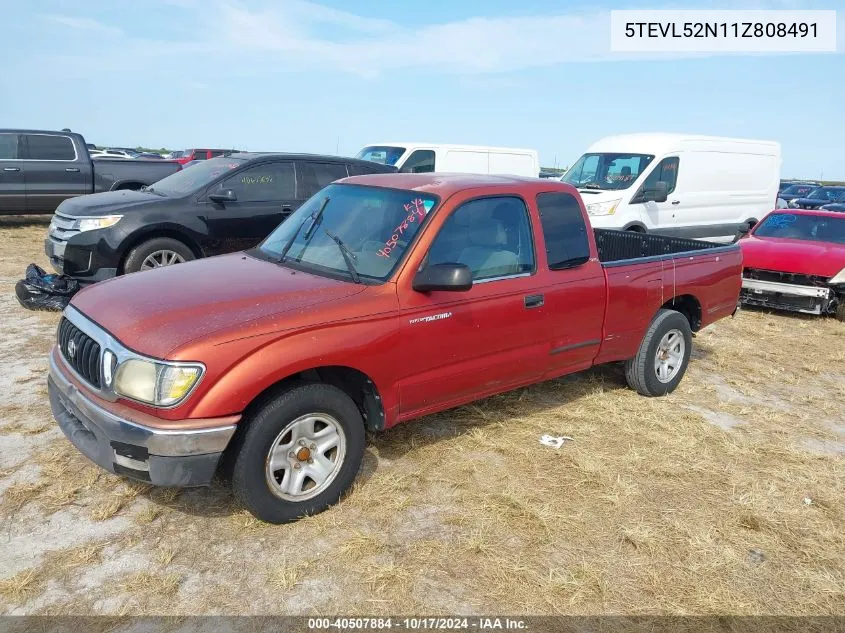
xmin=47 ymin=174 xmax=742 ymax=523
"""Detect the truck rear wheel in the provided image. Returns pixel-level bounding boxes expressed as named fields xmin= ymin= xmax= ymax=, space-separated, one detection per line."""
xmin=625 ymin=309 xmax=692 ymax=397
xmin=231 ymin=383 xmax=366 ymax=524
xmin=835 ymin=299 xmax=845 ymax=323
xmin=123 ymin=237 xmax=195 ymax=274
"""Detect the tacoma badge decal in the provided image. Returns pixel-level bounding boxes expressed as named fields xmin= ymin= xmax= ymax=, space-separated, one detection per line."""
xmin=408 ymin=312 xmax=452 ymax=325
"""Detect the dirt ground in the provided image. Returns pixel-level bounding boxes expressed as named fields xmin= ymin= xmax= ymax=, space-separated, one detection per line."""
xmin=0 ymin=217 xmax=843 ymax=616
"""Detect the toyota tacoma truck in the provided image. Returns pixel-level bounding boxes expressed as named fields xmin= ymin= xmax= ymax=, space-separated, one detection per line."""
xmin=47 ymin=174 xmax=743 ymax=523
xmin=0 ymin=129 xmax=181 ymax=215
xmin=739 ymin=208 xmax=845 ymax=319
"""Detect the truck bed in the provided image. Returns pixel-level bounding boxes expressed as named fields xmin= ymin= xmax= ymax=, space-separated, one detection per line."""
xmin=594 ymin=228 xmax=731 ymax=265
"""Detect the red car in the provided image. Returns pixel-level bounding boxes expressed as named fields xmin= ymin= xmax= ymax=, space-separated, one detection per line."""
xmin=739 ymin=208 xmax=845 ymax=320
xmin=47 ymin=174 xmax=742 ymax=522
xmin=174 ymin=148 xmax=239 ymax=165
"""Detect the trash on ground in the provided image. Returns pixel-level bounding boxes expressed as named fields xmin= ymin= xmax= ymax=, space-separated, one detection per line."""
xmin=15 ymin=263 xmax=80 ymax=312
xmin=539 ymin=434 xmax=574 ymax=449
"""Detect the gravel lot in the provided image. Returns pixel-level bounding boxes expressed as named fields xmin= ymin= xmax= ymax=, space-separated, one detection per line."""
xmin=0 ymin=217 xmax=843 ymax=616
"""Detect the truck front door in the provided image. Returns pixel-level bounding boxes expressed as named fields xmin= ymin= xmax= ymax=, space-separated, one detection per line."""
xmin=21 ymin=133 xmax=92 ymax=213
xmin=397 ymin=195 xmax=548 ymax=416
xmin=0 ymin=133 xmax=24 ymax=214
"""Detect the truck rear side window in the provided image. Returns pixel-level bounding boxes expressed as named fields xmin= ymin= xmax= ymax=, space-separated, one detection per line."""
xmin=427 ymin=196 xmax=535 ymax=282
xmin=23 ymin=135 xmax=76 ymax=161
xmin=536 ymin=192 xmax=591 ymax=270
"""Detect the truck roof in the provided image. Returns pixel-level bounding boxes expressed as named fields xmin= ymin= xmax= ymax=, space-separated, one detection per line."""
xmin=340 ymin=172 xmax=575 ymax=197
xmin=0 ymin=128 xmax=84 ymax=136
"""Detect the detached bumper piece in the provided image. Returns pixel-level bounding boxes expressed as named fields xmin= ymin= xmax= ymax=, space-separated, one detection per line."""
xmin=740 ymin=278 xmax=832 ymax=315
xmin=48 ymin=353 xmax=236 ymax=487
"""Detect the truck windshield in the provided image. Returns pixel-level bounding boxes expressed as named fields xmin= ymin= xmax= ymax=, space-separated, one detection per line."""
xmin=753 ymin=213 xmax=845 ymax=245
xmin=355 ymin=146 xmax=406 ymax=166
xmin=259 ymin=183 xmax=438 ymax=283
xmin=148 ymin=157 xmax=246 ymax=196
xmin=562 ymin=153 xmax=654 ymax=191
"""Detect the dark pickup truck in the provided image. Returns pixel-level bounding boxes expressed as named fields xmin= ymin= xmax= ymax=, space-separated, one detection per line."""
xmin=0 ymin=129 xmax=181 ymax=215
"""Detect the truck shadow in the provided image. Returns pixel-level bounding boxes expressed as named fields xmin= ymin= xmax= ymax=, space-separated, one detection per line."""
xmin=139 ymin=362 xmax=653 ymax=519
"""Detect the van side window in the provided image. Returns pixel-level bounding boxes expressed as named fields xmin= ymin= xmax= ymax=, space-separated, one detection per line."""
xmin=641 ymin=157 xmax=680 ymax=195
xmin=400 ymin=150 xmax=435 ymax=174
xmin=535 ymin=193 xmax=591 ymax=270
xmin=427 ymin=196 xmax=534 ymax=282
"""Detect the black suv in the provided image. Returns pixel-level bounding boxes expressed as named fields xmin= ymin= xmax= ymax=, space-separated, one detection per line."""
xmin=45 ymin=153 xmax=395 ymax=282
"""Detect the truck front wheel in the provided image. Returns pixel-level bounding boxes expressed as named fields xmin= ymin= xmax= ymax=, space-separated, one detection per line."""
xmin=231 ymin=383 xmax=366 ymax=524
xmin=625 ymin=309 xmax=692 ymax=397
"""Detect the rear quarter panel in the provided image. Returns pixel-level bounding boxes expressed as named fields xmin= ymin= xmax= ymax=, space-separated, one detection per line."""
xmin=596 ymin=244 xmax=742 ymax=363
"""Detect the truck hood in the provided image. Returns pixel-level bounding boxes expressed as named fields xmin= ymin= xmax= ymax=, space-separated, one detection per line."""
xmin=56 ymin=189 xmax=166 ymax=217
xmin=740 ymin=235 xmax=845 ymax=277
xmin=70 ymin=253 xmax=367 ymax=358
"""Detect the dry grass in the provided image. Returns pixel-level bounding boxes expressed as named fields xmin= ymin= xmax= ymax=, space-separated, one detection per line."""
xmin=0 ymin=218 xmax=843 ymax=615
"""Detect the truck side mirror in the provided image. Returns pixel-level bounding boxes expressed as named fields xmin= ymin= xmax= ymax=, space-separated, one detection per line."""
xmin=208 ymin=189 xmax=237 ymax=203
xmin=413 ymin=263 xmax=473 ymax=292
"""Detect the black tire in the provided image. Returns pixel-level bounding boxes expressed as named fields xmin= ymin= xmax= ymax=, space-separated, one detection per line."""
xmin=624 ymin=309 xmax=693 ymax=397
xmin=835 ymin=299 xmax=845 ymax=323
xmin=231 ymin=383 xmax=366 ymax=524
xmin=123 ymin=237 xmax=195 ymax=274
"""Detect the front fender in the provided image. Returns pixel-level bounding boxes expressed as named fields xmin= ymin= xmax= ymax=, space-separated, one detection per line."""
xmin=184 ymin=315 xmax=403 ymax=427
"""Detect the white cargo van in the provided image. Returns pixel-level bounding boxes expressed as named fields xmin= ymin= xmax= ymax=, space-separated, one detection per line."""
xmin=560 ymin=134 xmax=781 ymax=241
xmin=356 ymin=143 xmax=540 ymax=178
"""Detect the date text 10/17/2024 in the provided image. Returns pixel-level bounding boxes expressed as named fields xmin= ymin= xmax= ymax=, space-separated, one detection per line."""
xmin=308 ymin=617 xmax=528 ymax=630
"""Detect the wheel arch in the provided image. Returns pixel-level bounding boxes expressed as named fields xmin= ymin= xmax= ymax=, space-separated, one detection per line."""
xmin=661 ymin=294 xmax=702 ymax=331
xmin=240 ymin=365 xmax=386 ymax=433
xmin=118 ymin=228 xmax=204 ymax=274
xmin=110 ymin=180 xmax=146 ymax=191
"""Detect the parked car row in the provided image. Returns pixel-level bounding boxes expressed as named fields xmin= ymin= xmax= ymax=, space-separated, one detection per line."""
xmin=7 ymin=122 xmax=840 ymax=524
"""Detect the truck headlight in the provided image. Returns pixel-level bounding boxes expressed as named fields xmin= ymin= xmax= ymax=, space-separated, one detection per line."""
xmin=585 ymin=199 xmax=621 ymax=216
xmin=113 ymin=358 xmax=203 ymax=406
xmin=77 ymin=215 xmax=123 ymax=232
xmin=829 ymin=268 xmax=845 ymax=285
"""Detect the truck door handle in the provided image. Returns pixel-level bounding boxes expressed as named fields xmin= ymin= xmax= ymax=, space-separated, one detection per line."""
xmin=65 ymin=168 xmax=80 ymax=172
xmin=3 ymin=167 xmax=20 ymax=172
xmin=671 ymin=200 xmax=680 ymax=205
xmin=524 ymin=294 xmax=544 ymax=309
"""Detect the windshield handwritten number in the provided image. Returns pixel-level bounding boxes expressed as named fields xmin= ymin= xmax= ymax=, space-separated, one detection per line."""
xmin=377 ymin=198 xmax=429 ymax=258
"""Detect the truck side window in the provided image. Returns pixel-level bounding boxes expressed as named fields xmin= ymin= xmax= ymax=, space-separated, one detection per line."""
xmin=298 ymin=162 xmax=349 ymax=197
xmin=535 ymin=193 xmax=591 ymax=270
xmin=400 ymin=150 xmax=435 ymax=174
xmin=221 ymin=162 xmax=295 ymax=202
xmin=641 ymin=157 xmax=680 ymax=195
xmin=23 ymin=134 xmax=76 ymax=161
xmin=0 ymin=134 xmax=18 ymax=160
xmin=427 ymin=196 xmax=534 ymax=282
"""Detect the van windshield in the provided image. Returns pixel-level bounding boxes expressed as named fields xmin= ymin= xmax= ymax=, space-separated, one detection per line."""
xmin=562 ymin=153 xmax=654 ymax=191
xmin=258 ymin=184 xmax=439 ymax=283
xmin=148 ymin=157 xmax=245 ymax=196
xmin=356 ymin=146 xmax=406 ymax=166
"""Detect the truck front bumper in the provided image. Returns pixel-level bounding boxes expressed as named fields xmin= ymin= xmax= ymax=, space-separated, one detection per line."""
xmin=45 ymin=236 xmax=118 ymax=283
xmin=48 ymin=351 xmax=237 ymax=487
xmin=740 ymin=278 xmax=832 ymax=315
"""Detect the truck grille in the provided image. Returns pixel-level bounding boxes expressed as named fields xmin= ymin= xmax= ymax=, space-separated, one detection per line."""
xmin=742 ymin=268 xmax=829 ymax=287
xmin=58 ymin=317 xmax=102 ymax=388
xmin=48 ymin=213 xmax=79 ymax=244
